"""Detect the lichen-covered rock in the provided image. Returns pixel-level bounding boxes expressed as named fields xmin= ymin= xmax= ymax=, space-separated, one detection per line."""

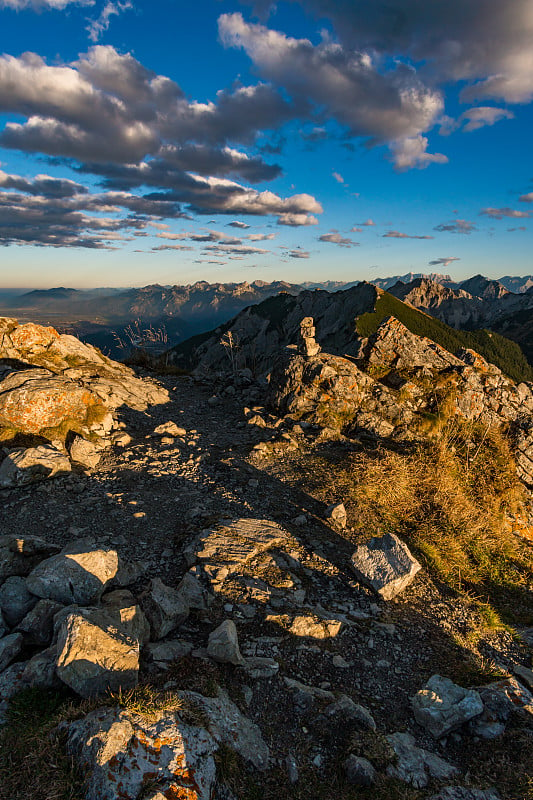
xmin=26 ymin=540 xmax=119 ymax=605
xmin=64 ymin=688 xmax=268 ymax=800
xmin=0 ymin=369 xmax=106 ymax=442
xmin=65 ymin=705 xmax=218 ymax=800
xmin=412 ymin=675 xmax=484 ymax=738
xmin=138 ymin=577 xmax=189 ymax=640
xmin=351 ymin=532 xmax=422 ymax=600
xmin=0 ymin=444 xmax=71 ymax=488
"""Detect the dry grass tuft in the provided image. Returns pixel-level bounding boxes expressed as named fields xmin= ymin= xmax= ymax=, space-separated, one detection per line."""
xmin=303 ymin=419 xmax=533 ymax=623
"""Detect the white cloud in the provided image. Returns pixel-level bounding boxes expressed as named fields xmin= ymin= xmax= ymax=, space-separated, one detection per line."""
xmin=318 ymin=232 xmax=358 ymax=246
xmin=383 ymin=230 xmax=433 ymax=239
xmin=277 ymin=213 xmax=318 ymax=226
xmin=87 ymin=1 xmax=132 ymax=43
xmin=434 ymin=219 xmax=477 ymax=233
xmin=481 ymin=207 xmax=531 ymax=219
xmin=219 ymin=13 xmax=444 ymax=146
xmin=390 ymin=135 xmax=448 ymax=170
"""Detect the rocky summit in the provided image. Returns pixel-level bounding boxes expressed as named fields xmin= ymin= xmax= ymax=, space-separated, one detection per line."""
xmin=0 ymin=312 xmax=532 ymax=800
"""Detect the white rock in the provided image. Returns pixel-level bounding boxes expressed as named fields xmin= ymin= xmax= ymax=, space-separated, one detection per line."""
xmin=387 ymin=731 xmax=459 ymax=788
xmin=139 ymin=577 xmax=189 ymax=640
xmin=412 ymin=675 xmax=484 ymax=738
xmin=351 ymin=532 xmax=421 ymax=600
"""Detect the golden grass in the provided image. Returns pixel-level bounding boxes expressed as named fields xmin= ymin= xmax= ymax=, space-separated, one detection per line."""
xmin=302 ymin=419 xmax=533 ymax=623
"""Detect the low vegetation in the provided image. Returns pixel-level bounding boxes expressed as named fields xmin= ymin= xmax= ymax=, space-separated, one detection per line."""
xmin=356 ymin=290 xmax=533 ymax=383
xmin=298 ymin=418 xmax=533 ymax=625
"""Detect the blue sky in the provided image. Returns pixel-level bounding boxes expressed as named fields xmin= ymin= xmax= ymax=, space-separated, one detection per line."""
xmin=0 ymin=0 xmax=532 ymax=287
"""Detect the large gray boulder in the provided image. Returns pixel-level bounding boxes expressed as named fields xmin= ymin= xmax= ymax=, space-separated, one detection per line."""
xmin=55 ymin=596 xmax=149 ymax=698
xmin=138 ymin=577 xmax=189 ymax=640
xmin=0 ymin=445 xmax=71 ymax=488
xmin=351 ymin=532 xmax=422 ymax=600
xmin=26 ymin=540 xmax=120 ymax=605
xmin=412 ymin=675 xmax=484 ymax=738
xmin=0 ymin=575 xmax=38 ymax=626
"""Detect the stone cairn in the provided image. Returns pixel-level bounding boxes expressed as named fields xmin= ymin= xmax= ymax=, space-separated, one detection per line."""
xmin=298 ymin=317 xmax=321 ymax=358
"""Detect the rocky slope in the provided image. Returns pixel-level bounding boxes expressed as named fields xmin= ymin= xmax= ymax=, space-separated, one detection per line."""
xmin=0 ymin=316 xmax=532 ymax=800
xmin=167 ymin=283 xmax=533 ymax=383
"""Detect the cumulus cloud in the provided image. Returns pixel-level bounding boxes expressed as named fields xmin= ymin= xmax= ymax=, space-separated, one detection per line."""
xmin=361 ymin=218 xmax=375 ymax=226
xmin=480 ymin=207 xmax=531 ymax=219
xmin=275 ymin=0 xmax=533 ymax=103
xmin=277 ymin=213 xmax=318 ymax=226
xmin=247 ymin=232 xmax=276 ymax=240
xmin=434 ymin=219 xmax=477 ymax=233
xmin=428 ymin=257 xmax=461 ymax=267
xmin=519 ymin=193 xmax=533 ymax=203
xmin=151 ymin=244 xmax=194 ymax=251
xmin=203 ymin=244 xmax=269 ymax=255
xmin=227 ymin=220 xmax=250 ymax=228
xmin=389 ymin=135 xmax=448 ymax=170
xmin=383 ymin=230 xmax=434 ymax=239
xmin=319 ymin=232 xmax=358 ymax=247
xmin=219 ymin=13 xmax=444 ymax=148
xmin=461 ymin=106 xmax=514 ymax=132
xmin=0 ymin=168 xmax=188 ymax=247
xmin=332 ymin=171 xmax=345 ymax=184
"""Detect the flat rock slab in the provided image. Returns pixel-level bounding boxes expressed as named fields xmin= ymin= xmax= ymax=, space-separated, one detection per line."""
xmin=412 ymin=675 xmax=484 ymax=738
xmin=351 ymin=532 xmax=422 ymax=600
xmin=189 ymin=518 xmax=292 ymax=585
xmin=386 ymin=732 xmax=458 ymax=788
xmin=0 ymin=445 xmax=71 ymax=488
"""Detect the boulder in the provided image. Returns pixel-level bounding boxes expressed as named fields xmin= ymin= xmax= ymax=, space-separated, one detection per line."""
xmin=412 ymin=675 xmax=484 ymax=738
xmin=0 ymin=632 xmax=24 ymax=672
xmin=153 ymin=421 xmax=186 ymax=437
xmin=26 ymin=541 xmax=120 ymax=605
xmin=0 ymin=445 xmax=71 ymax=488
xmin=176 ymin=571 xmax=210 ymax=610
xmin=0 ymin=575 xmax=38 ymax=626
xmin=386 ymin=731 xmax=458 ymax=788
xmin=138 ymin=577 xmax=189 ymax=640
xmin=0 ymin=609 xmax=7 ymax=638
xmin=16 ymin=599 xmax=63 ymax=646
xmin=0 ymin=534 xmax=59 ymax=580
xmin=345 ymin=755 xmax=376 ymax=787
xmin=470 ymin=677 xmax=533 ymax=738
xmin=323 ymin=695 xmax=376 ymax=731
xmin=207 ymin=619 xmax=245 ymax=666
xmin=68 ymin=436 xmax=104 ymax=469
xmin=55 ymin=599 xmax=148 ymax=697
xmin=0 ymin=368 xmax=106 ymax=443
xmin=145 ymin=639 xmax=193 ymax=664
xmin=64 ymin=688 xmax=268 ymax=799
xmin=65 ymin=705 xmax=218 ymax=800
xmin=351 ymin=532 xmax=422 ymax=600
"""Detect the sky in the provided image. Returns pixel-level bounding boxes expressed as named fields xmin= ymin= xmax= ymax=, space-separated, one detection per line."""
xmin=0 ymin=0 xmax=532 ymax=288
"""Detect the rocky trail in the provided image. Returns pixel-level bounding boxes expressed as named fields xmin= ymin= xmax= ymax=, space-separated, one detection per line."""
xmin=1 ymin=317 xmax=533 ymax=799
